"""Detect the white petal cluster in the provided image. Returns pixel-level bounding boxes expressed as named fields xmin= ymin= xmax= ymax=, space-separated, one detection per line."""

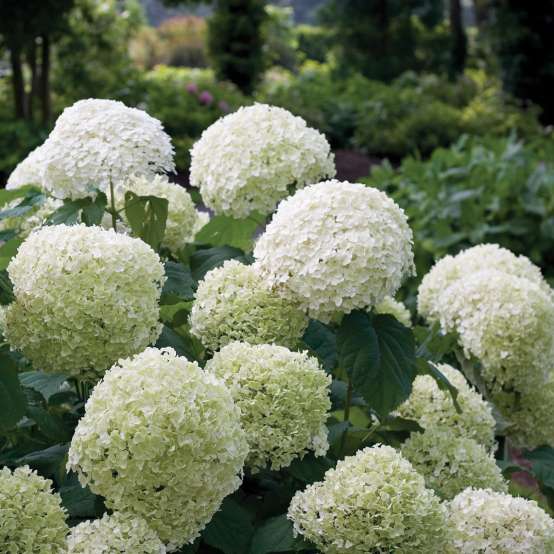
xmin=0 ymin=465 xmax=68 ymax=553
xmin=6 ymin=144 xmax=49 ymax=189
xmin=375 ymin=295 xmax=412 ymax=326
xmin=190 ymin=104 xmax=335 ymax=218
xmin=401 ymin=429 xmax=507 ymax=500
xmin=190 ymin=260 xmax=308 ymax=351
xmin=4 ymin=224 xmax=165 ymax=379
xmin=254 ymin=181 xmax=415 ymax=322
xmin=288 ymin=445 xmax=448 ymax=554
xmin=206 ymin=342 xmax=331 ymax=471
xmin=418 ymin=244 xmax=553 ymax=322
xmin=67 ymin=512 xmax=166 ymax=554
xmin=40 ymin=99 xmax=175 ymax=199
xmin=67 ymin=347 xmax=248 ymax=551
xmin=116 ymin=174 xmax=203 ymax=254
xmin=437 ymin=270 xmax=554 ymax=394
xmin=395 ymin=364 xmax=496 ymax=449
xmin=448 ymin=488 xmax=554 ymax=553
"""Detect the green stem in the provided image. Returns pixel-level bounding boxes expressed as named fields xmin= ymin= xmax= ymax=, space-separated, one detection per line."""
xmin=109 ymin=179 xmax=117 ymax=232
xmin=339 ymin=378 xmax=353 ymax=458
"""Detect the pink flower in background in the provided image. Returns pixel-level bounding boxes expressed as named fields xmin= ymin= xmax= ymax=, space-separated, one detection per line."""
xmin=218 ymin=100 xmax=230 ymax=113
xmin=198 ymin=91 xmax=214 ymax=105
xmin=186 ymin=83 xmax=198 ymax=94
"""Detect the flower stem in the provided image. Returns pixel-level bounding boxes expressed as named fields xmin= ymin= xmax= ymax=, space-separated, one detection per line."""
xmin=339 ymin=377 xmax=353 ymax=458
xmin=109 ymin=179 xmax=118 ymax=232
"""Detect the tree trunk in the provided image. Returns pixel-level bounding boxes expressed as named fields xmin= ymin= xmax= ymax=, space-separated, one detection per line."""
xmin=27 ymin=39 xmax=39 ymax=122
xmin=449 ymin=0 xmax=467 ymax=78
xmin=9 ymin=43 xmax=27 ymax=120
xmin=39 ymin=34 xmax=51 ymax=125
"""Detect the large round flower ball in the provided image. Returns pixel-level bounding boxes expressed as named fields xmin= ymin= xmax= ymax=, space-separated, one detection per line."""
xmin=206 ymin=342 xmax=331 ymax=471
xmin=401 ymin=429 xmax=507 ymax=500
xmin=67 ymin=347 xmax=248 ymax=550
xmin=254 ymin=181 xmax=415 ymax=322
xmin=117 ymin=174 xmax=203 ymax=255
xmin=0 ymin=465 xmax=68 ymax=553
xmin=4 ymin=224 xmax=165 ymax=379
xmin=190 ymin=104 xmax=335 ymax=218
xmin=288 ymin=445 xmax=448 ymax=553
xmin=395 ymin=363 xmax=496 ymax=449
xmin=436 ymin=269 xmax=554 ymax=394
xmin=448 ymin=488 xmax=554 ymax=553
xmin=67 ymin=512 xmax=166 ymax=554
xmin=40 ymin=99 xmax=175 ymax=199
xmin=190 ymin=260 xmax=308 ymax=351
xmin=418 ymin=244 xmax=552 ymax=323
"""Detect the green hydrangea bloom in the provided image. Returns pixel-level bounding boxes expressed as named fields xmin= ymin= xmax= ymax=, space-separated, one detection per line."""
xmin=206 ymin=342 xmax=331 ymax=471
xmin=375 ymin=295 xmax=412 ymax=326
xmin=401 ymin=428 xmax=507 ymax=500
xmin=66 ymin=512 xmax=165 ymax=553
xmin=0 ymin=465 xmax=68 ymax=553
xmin=67 ymin=347 xmax=248 ymax=551
xmin=395 ymin=364 xmax=496 ymax=450
xmin=4 ymin=224 xmax=165 ymax=379
xmin=448 ymin=488 xmax=554 ymax=553
xmin=190 ymin=260 xmax=308 ymax=351
xmin=288 ymin=445 xmax=449 ymax=553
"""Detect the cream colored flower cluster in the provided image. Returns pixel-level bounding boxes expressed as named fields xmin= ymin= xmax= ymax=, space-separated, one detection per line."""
xmin=67 ymin=347 xmax=248 ymax=550
xmin=447 ymin=488 xmax=554 ymax=553
xmin=401 ymin=428 xmax=507 ymax=500
xmin=66 ymin=512 xmax=166 ymax=554
xmin=16 ymin=99 xmax=174 ymax=200
xmin=4 ymin=224 xmax=165 ymax=379
xmin=254 ymin=181 xmax=415 ymax=322
xmin=206 ymin=342 xmax=331 ymax=471
xmin=114 ymin=174 xmax=206 ymax=255
xmin=395 ymin=363 xmax=496 ymax=449
xmin=190 ymin=260 xmax=308 ymax=351
xmin=190 ymin=103 xmax=335 ymax=218
xmin=288 ymin=445 xmax=448 ymax=553
xmin=0 ymin=466 xmax=68 ymax=553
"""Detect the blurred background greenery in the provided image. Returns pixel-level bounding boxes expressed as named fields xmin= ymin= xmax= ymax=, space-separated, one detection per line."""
xmin=1 ymin=0 xmax=553 ymax=286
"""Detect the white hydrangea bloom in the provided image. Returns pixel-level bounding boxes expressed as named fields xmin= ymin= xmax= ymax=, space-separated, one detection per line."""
xmin=5 ymin=224 xmax=165 ymax=379
xmin=115 ymin=174 xmax=202 ymax=255
xmin=67 ymin=347 xmax=248 ymax=551
xmin=6 ymin=143 xmax=49 ymax=189
xmin=190 ymin=104 xmax=335 ymax=217
xmin=401 ymin=429 xmax=507 ymax=500
xmin=395 ymin=364 xmax=496 ymax=450
xmin=288 ymin=445 xmax=448 ymax=553
xmin=0 ymin=466 xmax=68 ymax=553
xmin=436 ymin=270 xmax=554 ymax=394
xmin=418 ymin=244 xmax=552 ymax=323
xmin=40 ymin=99 xmax=175 ymax=199
xmin=254 ymin=181 xmax=415 ymax=322
xmin=206 ymin=342 xmax=331 ymax=471
xmin=190 ymin=260 xmax=308 ymax=351
xmin=67 ymin=512 xmax=166 ymax=554
xmin=375 ymin=295 xmax=412 ymax=327
xmin=448 ymin=488 xmax=554 ymax=553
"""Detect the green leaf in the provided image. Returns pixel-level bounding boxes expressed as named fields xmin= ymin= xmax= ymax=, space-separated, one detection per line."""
xmin=414 ymin=323 xmax=458 ymax=363
xmin=161 ymin=261 xmax=195 ymax=304
xmin=249 ymin=515 xmax=311 ymax=554
xmin=124 ymin=192 xmax=168 ymax=251
xmin=190 ymin=246 xmax=253 ymax=282
xmin=302 ymin=320 xmax=337 ymax=372
xmin=287 ymin=454 xmax=334 ymax=484
xmin=15 ymin=443 xmax=69 ymax=476
xmin=0 ymin=353 xmax=27 ymax=432
xmin=0 ymin=269 xmax=14 ymax=305
xmin=337 ymin=311 xmax=416 ymax=418
xmin=525 ymin=447 xmax=554 ymax=489
xmin=203 ymin=498 xmax=255 ymax=554
xmin=0 ymin=185 xmax=41 ymax=208
xmin=195 ymin=213 xmax=262 ymax=252
xmin=19 ymin=371 xmax=67 ymax=401
xmin=81 ymin=192 xmax=107 ymax=226
xmin=59 ymin=473 xmax=105 ymax=518
xmin=26 ymin=406 xmax=73 ymax=442
xmin=0 ymin=236 xmax=24 ymax=270
xmin=155 ymin=325 xmax=199 ymax=360
xmin=416 ymin=359 xmax=461 ymax=413
xmin=45 ymin=198 xmax=90 ymax=226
